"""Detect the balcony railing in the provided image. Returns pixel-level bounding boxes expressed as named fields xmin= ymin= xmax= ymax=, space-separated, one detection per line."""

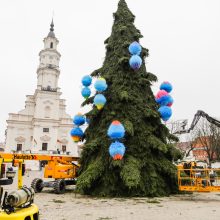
xmin=41 ymin=86 xmax=57 ymax=92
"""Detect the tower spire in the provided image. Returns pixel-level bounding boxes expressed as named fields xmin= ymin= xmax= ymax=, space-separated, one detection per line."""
xmin=50 ymin=19 xmax=54 ymax=31
xmin=47 ymin=19 xmax=55 ymax=38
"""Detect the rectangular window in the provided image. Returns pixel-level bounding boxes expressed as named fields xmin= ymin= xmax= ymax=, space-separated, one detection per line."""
xmin=62 ymin=145 xmax=66 ymax=152
xmin=42 ymin=143 xmax=48 ymax=151
xmin=43 ymin=128 xmax=49 ymax=132
xmin=17 ymin=144 xmax=22 ymax=152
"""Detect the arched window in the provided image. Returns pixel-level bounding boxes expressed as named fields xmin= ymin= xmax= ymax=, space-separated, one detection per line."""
xmin=44 ymin=106 xmax=51 ymax=118
xmin=50 ymin=42 xmax=53 ymax=48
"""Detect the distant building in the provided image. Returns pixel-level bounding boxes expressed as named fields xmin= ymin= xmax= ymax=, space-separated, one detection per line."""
xmin=5 ymin=21 xmax=77 ymax=156
xmin=176 ymin=136 xmax=218 ymax=163
xmin=192 ymin=137 xmax=217 ymax=163
xmin=176 ymin=141 xmax=195 ymax=160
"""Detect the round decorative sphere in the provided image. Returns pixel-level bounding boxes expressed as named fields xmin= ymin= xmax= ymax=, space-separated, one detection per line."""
xmin=155 ymin=90 xmax=168 ymax=99
xmin=82 ymin=75 xmax=92 ymax=87
xmin=167 ymin=96 xmax=174 ymax=107
xmin=109 ymin=141 xmax=126 ymax=160
xmin=70 ymin=127 xmax=84 ymax=138
xmin=94 ymin=78 xmax=108 ymax=92
xmin=107 ymin=120 xmax=125 ymax=139
xmin=128 ymin=41 xmax=142 ymax=55
xmin=73 ymin=114 xmax=85 ymax=126
xmin=160 ymin=81 xmax=173 ymax=93
xmin=156 ymin=94 xmax=172 ymax=106
xmin=129 ymin=55 xmax=142 ymax=70
xmin=81 ymin=87 xmax=91 ymax=99
xmin=158 ymin=106 xmax=172 ymax=121
xmin=94 ymin=94 xmax=107 ymax=110
xmin=71 ymin=136 xmax=80 ymax=143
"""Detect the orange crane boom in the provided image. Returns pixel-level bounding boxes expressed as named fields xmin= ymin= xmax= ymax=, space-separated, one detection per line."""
xmin=0 ymin=152 xmax=79 ymax=162
xmin=0 ymin=152 xmax=79 ymax=194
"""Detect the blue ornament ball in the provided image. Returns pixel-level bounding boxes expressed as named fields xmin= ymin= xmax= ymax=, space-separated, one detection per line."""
xmin=94 ymin=94 xmax=107 ymax=110
xmin=160 ymin=81 xmax=173 ymax=93
xmin=109 ymin=141 xmax=126 ymax=159
xmin=81 ymin=87 xmax=91 ymax=99
xmin=156 ymin=95 xmax=172 ymax=106
xmin=128 ymin=41 xmax=142 ymax=55
xmin=73 ymin=114 xmax=85 ymax=126
xmin=129 ymin=55 xmax=142 ymax=70
xmin=167 ymin=96 xmax=174 ymax=107
xmin=94 ymin=78 xmax=108 ymax=92
xmin=158 ymin=106 xmax=172 ymax=121
xmin=107 ymin=120 xmax=125 ymax=139
xmin=82 ymin=75 xmax=92 ymax=87
xmin=70 ymin=127 xmax=84 ymax=137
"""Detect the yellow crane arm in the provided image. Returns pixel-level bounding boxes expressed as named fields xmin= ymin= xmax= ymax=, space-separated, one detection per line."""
xmin=0 ymin=153 xmax=79 ymax=162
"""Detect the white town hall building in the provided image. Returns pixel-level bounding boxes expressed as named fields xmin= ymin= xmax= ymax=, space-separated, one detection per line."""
xmin=5 ymin=21 xmax=78 ymax=156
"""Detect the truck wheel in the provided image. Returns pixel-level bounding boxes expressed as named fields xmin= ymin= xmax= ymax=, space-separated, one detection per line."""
xmin=54 ymin=179 xmax=66 ymax=194
xmin=31 ymin=178 xmax=44 ymax=193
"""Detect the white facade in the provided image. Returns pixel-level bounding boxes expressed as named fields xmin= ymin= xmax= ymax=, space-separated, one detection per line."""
xmin=5 ymin=21 xmax=77 ymax=156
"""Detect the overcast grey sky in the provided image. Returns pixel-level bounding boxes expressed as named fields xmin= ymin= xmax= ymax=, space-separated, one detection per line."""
xmin=0 ymin=0 xmax=220 ymax=141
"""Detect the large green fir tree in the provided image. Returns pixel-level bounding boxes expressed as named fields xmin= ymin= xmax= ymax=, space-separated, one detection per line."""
xmin=77 ymin=0 xmax=181 ymax=197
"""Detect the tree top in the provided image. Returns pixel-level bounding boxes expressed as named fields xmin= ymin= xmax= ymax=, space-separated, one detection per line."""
xmin=115 ymin=0 xmax=135 ymax=22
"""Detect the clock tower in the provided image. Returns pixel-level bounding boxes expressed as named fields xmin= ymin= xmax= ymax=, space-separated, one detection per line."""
xmin=37 ymin=20 xmax=60 ymax=91
xmin=5 ymin=21 xmax=78 ymax=159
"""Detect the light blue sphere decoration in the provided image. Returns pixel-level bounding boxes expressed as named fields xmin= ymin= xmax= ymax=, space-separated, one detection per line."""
xmin=129 ymin=41 xmax=142 ymax=55
xmin=156 ymin=95 xmax=172 ymax=106
xmin=129 ymin=55 xmax=142 ymax=70
xmin=109 ymin=141 xmax=126 ymax=159
xmin=160 ymin=81 xmax=173 ymax=93
xmin=167 ymin=96 xmax=173 ymax=107
xmin=70 ymin=127 xmax=84 ymax=137
xmin=94 ymin=78 xmax=108 ymax=92
xmin=158 ymin=106 xmax=172 ymax=121
xmin=107 ymin=121 xmax=125 ymax=139
xmin=81 ymin=87 xmax=91 ymax=99
xmin=94 ymin=94 xmax=107 ymax=110
xmin=82 ymin=75 xmax=92 ymax=87
xmin=73 ymin=114 xmax=85 ymax=126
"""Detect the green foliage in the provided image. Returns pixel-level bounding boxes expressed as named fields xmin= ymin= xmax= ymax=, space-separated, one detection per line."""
xmin=77 ymin=157 xmax=105 ymax=193
xmin=120 ymin=156 xmax=141 ymax=188
xmin=76 ymin=0 xmax=180 ymax=197
xmin=123 ymin=120 xmax=134 ymax=136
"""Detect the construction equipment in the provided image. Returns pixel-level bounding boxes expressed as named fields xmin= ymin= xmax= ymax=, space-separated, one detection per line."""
xmin=173 ymin=110 xmax=220 ymax=192
xmin=0 ymin=159 xmax=39 ymax=219
xmin=0 ymin=153 xmax=79 ymax=194
xmin=0 ymin=186 xmax=39 ymax=219
xmin=177 ymin=161 xmax=220 ymax=192
xmin=174 ymin=110 xmax=220 ymax=134
xmin=0 ymin=158 xmax=16 ymax=186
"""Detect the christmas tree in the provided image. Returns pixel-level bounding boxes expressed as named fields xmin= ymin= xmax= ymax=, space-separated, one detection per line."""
xmin=76 ymin=0 xmax=181 ymax=197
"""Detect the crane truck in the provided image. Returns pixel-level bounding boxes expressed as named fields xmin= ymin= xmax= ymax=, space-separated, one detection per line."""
xmin=0 ymin=152 xmax=79 ymax=194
